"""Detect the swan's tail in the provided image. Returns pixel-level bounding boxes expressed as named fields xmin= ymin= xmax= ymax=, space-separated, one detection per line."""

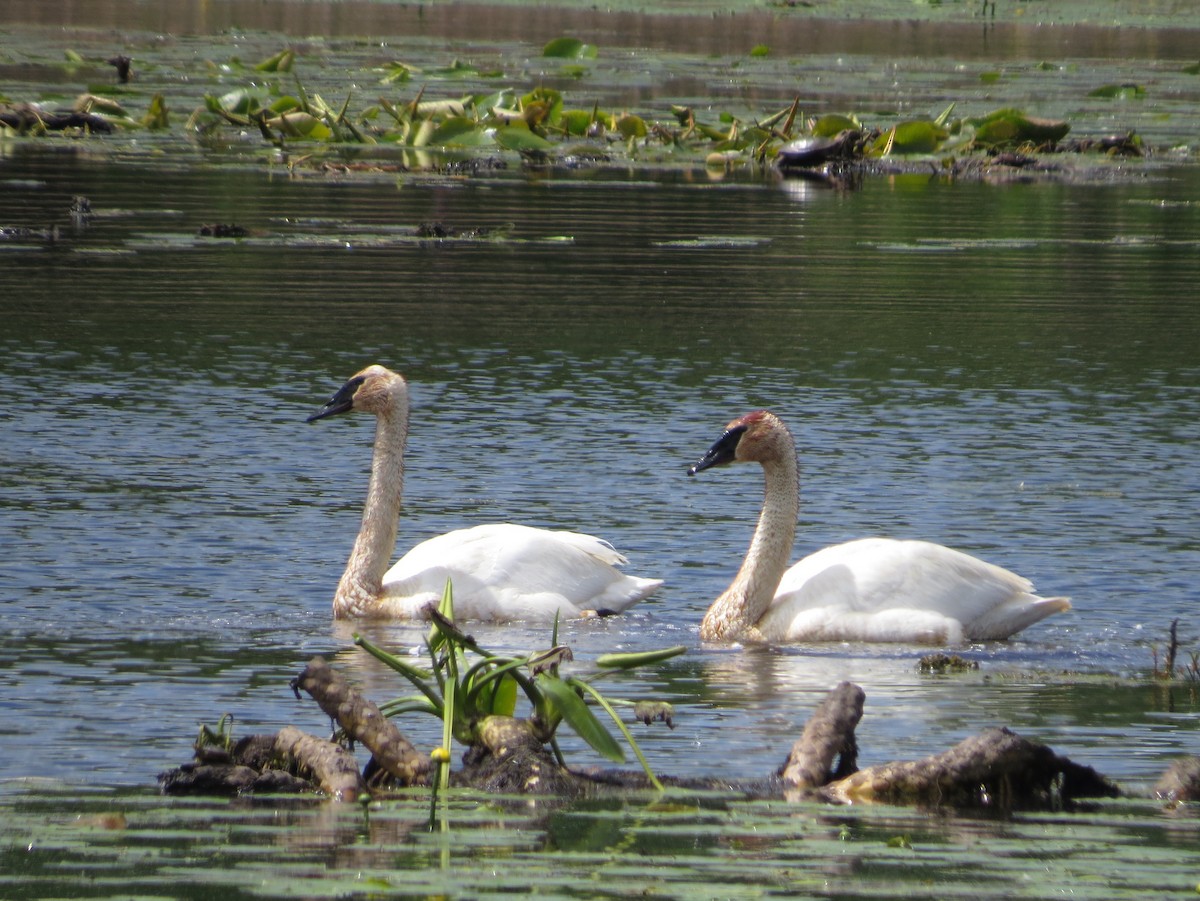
xmin=965 ymin=595 xmax=1072 ymax=641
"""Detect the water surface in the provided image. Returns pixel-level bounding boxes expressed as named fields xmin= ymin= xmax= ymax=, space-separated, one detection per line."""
xmin=2 ymin=5 xmax=1200 ymax=897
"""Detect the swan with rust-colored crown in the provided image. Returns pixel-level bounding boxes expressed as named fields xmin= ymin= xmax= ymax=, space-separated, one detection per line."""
xmin=308 ymin=365 xmax=662 ymax=621
xmin=688 ymin=410 xmax=1070 ymax=644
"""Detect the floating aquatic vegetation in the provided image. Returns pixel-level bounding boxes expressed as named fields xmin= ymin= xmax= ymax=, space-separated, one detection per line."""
xmin=542 ymin=37 xmax=598 ymax=60
xmin=0 ymin=40 xmax=1139 ymax=178
xmin=355 ymin=582 xmax=685 ymax=801
xmin=1089 ymin=83 xmax=1147 ymax=99
xmin=967 ymin=107 xmax=1071 ymax=149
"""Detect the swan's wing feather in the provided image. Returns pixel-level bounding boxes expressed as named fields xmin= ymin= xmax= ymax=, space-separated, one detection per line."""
xmin=382 ymin=523 xmax=661 ymax=622
xmin=761 ymin=537 xmax=1068 ymax=642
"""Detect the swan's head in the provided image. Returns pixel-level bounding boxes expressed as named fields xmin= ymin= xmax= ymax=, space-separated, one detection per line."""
xmin=688 ymin=410 xmax=789 ymax=475
xmin=307 ymin=365 xmax=408 ymax=422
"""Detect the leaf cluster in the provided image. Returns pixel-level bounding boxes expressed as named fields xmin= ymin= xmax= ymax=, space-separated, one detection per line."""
xmin=354 ymin=581 xmax=685 ymax=793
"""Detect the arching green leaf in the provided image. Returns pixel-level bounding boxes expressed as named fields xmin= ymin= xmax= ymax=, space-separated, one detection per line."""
xmin=255 ymin=49 xmax=295 ymax=72
xmin=535 ymin=673 xmax=624 ymax=762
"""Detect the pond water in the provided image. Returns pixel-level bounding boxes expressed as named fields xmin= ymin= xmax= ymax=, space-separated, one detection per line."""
xmin=3 ymin=2 xmax=1200 ymax=898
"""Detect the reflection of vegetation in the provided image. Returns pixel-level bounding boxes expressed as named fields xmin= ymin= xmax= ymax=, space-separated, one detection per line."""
xmin=356 ymin=582 xmax=684 ymax=796
xmin=1151 ymin=618 xmax=1200 ymax=683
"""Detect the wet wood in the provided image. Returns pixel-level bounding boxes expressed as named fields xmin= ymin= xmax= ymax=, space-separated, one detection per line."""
xmin=274 ymin=726 xmax=365 ymax=801
xmin=821 ymin=725 xmax=1119 ymax=809
xmin=160 ymin=661 xmax=1159 ymax=812
xmin=779 ymin=681 xmax=864 ymax=789
xmin=291 ymin=656 xmax=432 ymax=786
xmin=0 ymin=104 xmax=114 ymax=133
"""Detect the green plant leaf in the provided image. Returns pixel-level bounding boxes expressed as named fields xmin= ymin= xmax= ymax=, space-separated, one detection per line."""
xmin=543 ymin=37 xmax=598 ymax=59
xmin=969 ymin=108 xmax=1070 ymax=146
xmin=265 ymin=111 xmax=333 ymax=140
xmin=572 ymin=679 xmax=664 ymax=790
xmin=353 ymin=633 xmax=442 ymax=712
xmin=891 ymin=120 xmax=948 ymax=153
xmin=256 ymin=49 xmax=295 ymax=72
xmin=141 ymin=93 xmax=169 ymax=130
xmin=214 ymin=89 xmax=263 ymax=115
xmin=560 ymin=109 xmax=597 ymax=136
xmin=811 ymin=114 xmax=858 ymax=138
xmin=1088 ymin=83 xmax=1146 ymax=99
xmin=535 ymin=673 xmax=624 ymax=762
xmin=595 ymin=646 xmax=687 ymax=671
xmin=616 ymin=114 xmax=647 ymax=139
xmin=428 ymin=116 xmax=492 ymax=146
xmin=484 ymin=673 xmax=519 ymax=717
xmin=493 ymin=125 xmax=555 ymax=152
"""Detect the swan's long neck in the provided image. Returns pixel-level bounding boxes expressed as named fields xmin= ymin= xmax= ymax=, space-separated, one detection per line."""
xmin=700 ymin=443 xmax=799 ymax=641
xmin=334 ymin=396 xmax=408 ymax=618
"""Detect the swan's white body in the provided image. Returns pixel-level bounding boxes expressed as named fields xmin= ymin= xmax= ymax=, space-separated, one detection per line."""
xmin=309 ymin=365 xmax=661 ymax=621
xmin=689 ymin=411 xmax=1070 ymax=644
xmin=375 ymin=523 xmax=658 ymax=621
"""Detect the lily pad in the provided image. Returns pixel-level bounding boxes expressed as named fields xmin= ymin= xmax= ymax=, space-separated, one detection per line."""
xmin=969 ymin=108 xmax=1070 ymax=146
xmin=492 ymin=124 xmax=555 ymax=152
xmin=875 ymin=120 xmax=948 ymax=155
xmin=811 ymin=113 xmax=859 ymax=137
xmin=543 ymin=37 xmax=598 ymax=60
xmin=427 ymin=116 xmax=493 ymax=147
xmin=1088 ymin=83 xmax=1147 ymax=99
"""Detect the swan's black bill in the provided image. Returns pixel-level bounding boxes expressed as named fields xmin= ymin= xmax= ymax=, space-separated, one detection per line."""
xmin=306 ymin=375 xmax=364 ymax=423
xmin=687 ymin=424 xmax=746 ymax=475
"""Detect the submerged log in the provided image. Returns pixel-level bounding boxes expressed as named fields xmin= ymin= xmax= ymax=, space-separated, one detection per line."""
xmin=820 ymin=725 xmax=1119 ymax=810
xmin=780 ymin=681 xmax=864 ymax=789
xmin=292 ymin=656 xmax=432 ymax=787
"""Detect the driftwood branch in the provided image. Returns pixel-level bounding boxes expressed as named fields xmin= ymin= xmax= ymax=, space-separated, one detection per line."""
xmin=291 ymin=656 xmax=431 ymax=787
xmin=820 ymin=725 xmax=1119 ymax=809
xmin=779 ymin=681 xmax=864 ymax=789
xmin=274 ymin=726 xmax=365 ymax=801
xmin=160 ymin=661 xmax=1166 ymax=811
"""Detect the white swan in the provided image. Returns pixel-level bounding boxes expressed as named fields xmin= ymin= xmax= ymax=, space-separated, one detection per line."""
xmin=308 ymin=365 xmax=662 ymax=621
xmin=688 ymin=410 xmax=1070 ymax=644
